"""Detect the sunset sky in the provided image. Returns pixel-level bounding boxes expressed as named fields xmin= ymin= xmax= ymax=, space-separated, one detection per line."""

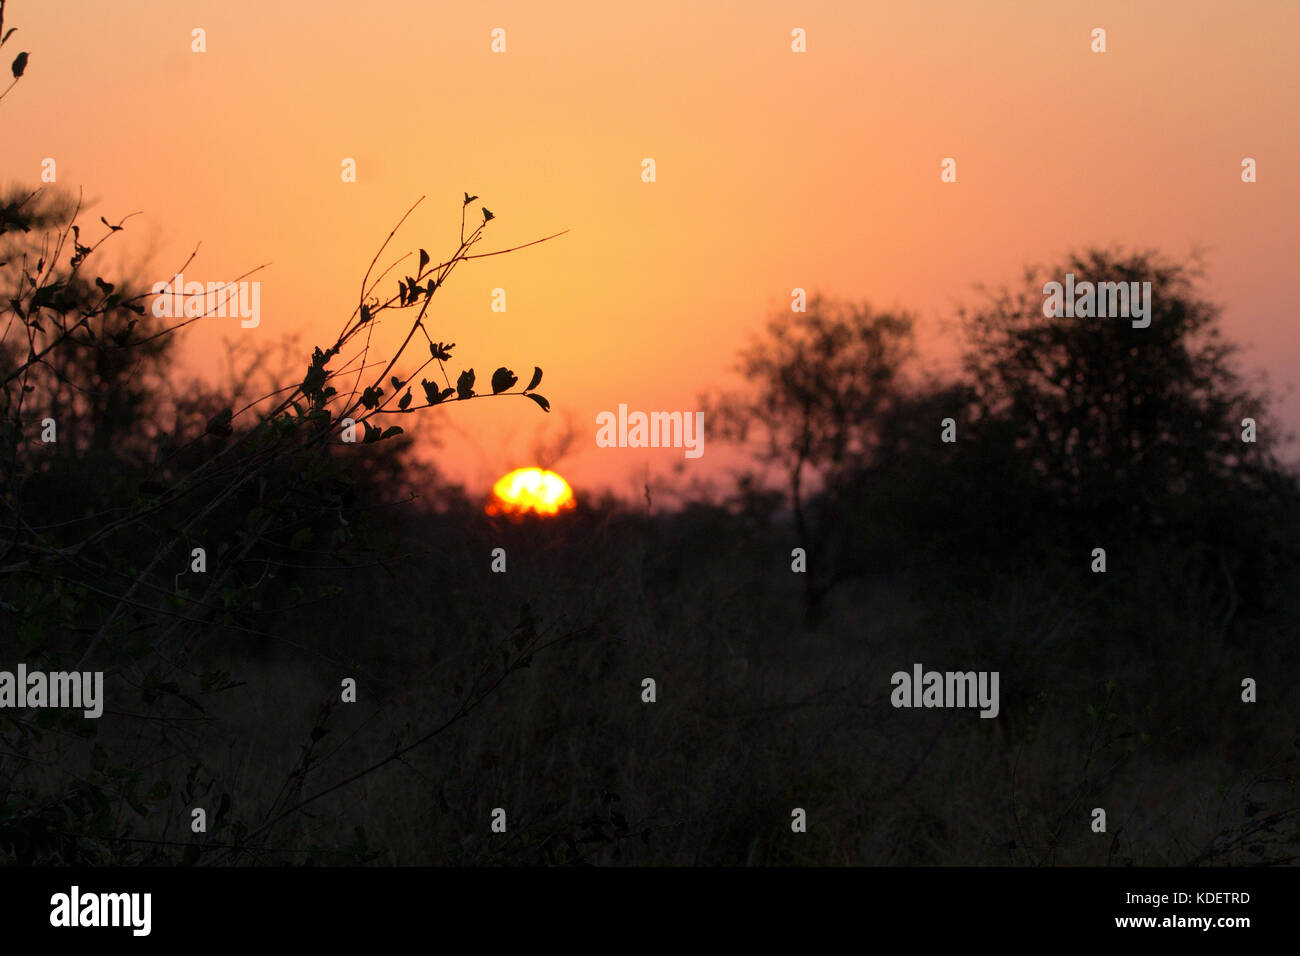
xmin=4 ymin=0 xmax=1297 ymax=499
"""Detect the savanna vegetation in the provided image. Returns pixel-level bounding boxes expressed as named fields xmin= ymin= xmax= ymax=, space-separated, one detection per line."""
xmin=2 ymin=3 xmax=1297 ymax=866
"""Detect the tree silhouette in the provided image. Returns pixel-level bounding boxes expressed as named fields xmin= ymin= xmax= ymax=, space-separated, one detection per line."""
xmin=960 ymin=248 xmax=1290 ymax=539
xmin=710 ymin=297 xmax=915 ymax=621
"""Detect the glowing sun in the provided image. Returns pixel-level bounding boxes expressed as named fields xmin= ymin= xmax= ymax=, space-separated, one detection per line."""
xmin=487 ymin=467 xmax=575 ymax=517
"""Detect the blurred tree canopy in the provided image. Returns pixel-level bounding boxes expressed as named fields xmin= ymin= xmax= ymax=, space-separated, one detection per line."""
xmin=715 ymin=250 xmax=1299 ymax=624
xmin=709 ymin=298 xmax=916 ymax=620
xmin=961 ymin=248 xmax=1287 ymax=536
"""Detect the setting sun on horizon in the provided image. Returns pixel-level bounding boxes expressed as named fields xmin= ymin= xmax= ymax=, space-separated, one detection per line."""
xmin=487 ymin=466 xmax=576 ymax=517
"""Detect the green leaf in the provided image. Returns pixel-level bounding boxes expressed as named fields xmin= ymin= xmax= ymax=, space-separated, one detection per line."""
xmin=525 ymin=366 xmax=543 ymax=391
xmin=524 ymin=392 xmax=551 ymax=413
xmin=491 ymin=367 xmax=517 ymax=394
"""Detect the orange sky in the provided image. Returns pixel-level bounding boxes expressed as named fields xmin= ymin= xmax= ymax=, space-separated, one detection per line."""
xmin=4 ymin=0 xmax=1297 ymax=499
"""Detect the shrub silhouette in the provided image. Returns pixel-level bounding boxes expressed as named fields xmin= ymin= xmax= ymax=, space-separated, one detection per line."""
xmin=0 ymin=169 xmax=564 ymax=861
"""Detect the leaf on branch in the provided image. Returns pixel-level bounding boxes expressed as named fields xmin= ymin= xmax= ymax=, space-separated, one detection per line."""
xmin=10 ymin=51 xmax=27 ymax=78
xmin=418 ymin=248 xmax=430 ymax=273
xmin=205 ymin=408 xmax=233 ymax=437
xmin=420 ymin=378 xmax=454 ymax=405
xmin=400 ymin=276 xmax=419 ymax=305
xmin=491 ymin=367 xmax=517 ymax=394
xmin=360 ymin=386 xmax=383 ymax=410
xmin=524 ymin=393 xmax=551 ymax=413
xmin=481 ymin=207 xmax=494 ymax=223
xmin=359 ymin=303 xmax=372 ymax=323
xmin=525 ymin=366 xmax=542 ymax=391
xmin=111 ymin=319 xmax=137 ymax=346
xmin=302 ymin=364 xmax=327 ymax=397
xmin=464 ymin=192 xmax=478 ymax=205
xmin=99 ymin=215 xmax=122 ymax=232
xmin=390 ymin=376 xmax=403 ymax=390
xmin=380 ymin=426 xmax=404 ymax=440
xmin=430 ymin=341 xmax=454 ymax=361
xmin=456 ymin=368 xmax=475 ymax=400
xmin=30 ymin=284 xmax=60 ymax=308
xmin=398 ymin=389 xmax=412 ymax=410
